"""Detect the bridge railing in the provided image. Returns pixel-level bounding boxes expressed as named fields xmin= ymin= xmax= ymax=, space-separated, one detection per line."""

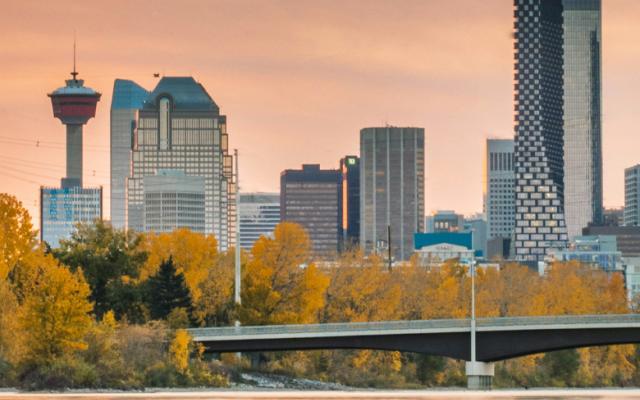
xmin=188 ymin=314 xmax=640 ymax=339
xmin=477 ymin=313 xmax=640 ymax=327
xmin=188 ymin=318 xmax=470 ymax=338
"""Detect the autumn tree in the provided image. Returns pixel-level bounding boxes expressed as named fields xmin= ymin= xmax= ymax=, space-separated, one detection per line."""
xmin=193 ymin=247 xmax=236 ymax=326
xmin=52 ymin=220 xmax=147 ymax=317
xmin=141 ymin=229 xmax=218 ymax=302
xmin=19 ymin=256 xmax=93 ymax=365
xmin=239 ymin=222 xmax=329 ymax=325
xmin=0 ymin=193 xmax=36 ymax=280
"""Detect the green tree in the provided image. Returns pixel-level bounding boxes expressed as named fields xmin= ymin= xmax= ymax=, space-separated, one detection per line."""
xmin=146 ymin=258 xmax=193 ymax=321
xmin=52 ymin=220 xmax=147 ymax=317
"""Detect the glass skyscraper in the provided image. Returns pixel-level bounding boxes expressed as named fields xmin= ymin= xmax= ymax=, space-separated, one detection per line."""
xmin=238 ymin=192 xmax=280 ymax=250
xmin=110 ymin=79 xmax=149 ymax=230
xmin=513 ymin=0 xmax=568 ymax=263
xmin=562 ymin=0 xmax=602 ymax=240
xmin=360 ymin=127 xmax=425 ymax=261
xmin=127 ymin=77 xmax=236 ymax=250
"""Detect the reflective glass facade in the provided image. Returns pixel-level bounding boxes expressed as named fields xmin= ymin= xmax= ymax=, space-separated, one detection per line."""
xmin=127 ymin=77 xmax=236 ymax=250
xmin=360 ymin=127 xmax=425 ymax=260
xmin=513 ymin=0 xmax=568 ymax=263
xmin=110 ymin=79 xmax=149 ymax=229
xmin=238 ymin=193 xmax=280 ymax=250
xmin=143 ymin=170 xmax=205 ymax=233
xmin=40 ymin=186 xmax=102 ymax=247
xmin=340 ymin=156 xmax=360 ymax=250
xmin=563 ymin=0 xmax=602 ymax=240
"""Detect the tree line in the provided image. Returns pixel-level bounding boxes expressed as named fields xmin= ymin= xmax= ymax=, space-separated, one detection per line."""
xmin=0 ymin=192 xmax=639 ymax=389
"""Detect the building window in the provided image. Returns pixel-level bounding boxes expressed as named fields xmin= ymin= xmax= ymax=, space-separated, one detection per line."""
xmin=159 ymin=97 xmax=170 ymax=150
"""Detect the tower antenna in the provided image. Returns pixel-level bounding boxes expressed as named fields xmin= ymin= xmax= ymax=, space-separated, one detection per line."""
xmin=71 ymin=32 xmax=78 ymax=80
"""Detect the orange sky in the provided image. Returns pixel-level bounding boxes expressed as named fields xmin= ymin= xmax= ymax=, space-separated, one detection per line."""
xmin=1 ymin=0 xmax=639 ymax=227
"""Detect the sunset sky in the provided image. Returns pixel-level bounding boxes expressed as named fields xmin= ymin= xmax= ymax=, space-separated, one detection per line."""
xmin=1 ymin=0 xmax=639 ymax=226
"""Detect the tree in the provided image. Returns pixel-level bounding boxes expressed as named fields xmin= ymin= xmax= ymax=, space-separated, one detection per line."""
xmin=19 ymin=257 xmax=93 ymax=365
xmin=141 ymin=229 xmax=218 ymax=301
xmin=193 ymin=248 xmax=236 ymax=326
xmin=52 ymin=220 xmax=147 ymax=317
xmin=0 ymin=193 xmax=36 ymax=280
xmin=146 ymin=258 xmax=193 ymax=321
xmin=239 ymin=222 xmax=329 ymax=325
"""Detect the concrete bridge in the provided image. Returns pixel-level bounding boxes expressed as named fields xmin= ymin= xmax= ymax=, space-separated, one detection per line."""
xmin=188 ymin=314 xmax=640 ymax=389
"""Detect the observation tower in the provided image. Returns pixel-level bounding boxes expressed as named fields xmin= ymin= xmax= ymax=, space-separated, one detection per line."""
xmin=47 ymin=52 xmax=101 ymax=188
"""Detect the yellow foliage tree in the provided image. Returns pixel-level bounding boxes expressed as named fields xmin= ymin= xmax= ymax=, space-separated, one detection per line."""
xmin=193 ymin=248 xmax=236 ymax=326
xmin=239 ymin=222 xmax=329 ymax=325
xmin=0 ymin=279 xmax=21 ymax=364
xmin=169 ymin=329 xmax=192 ymax=374
xmin=19 ymin=256 xmax=93 ymax=364
xmin=0 ymin=193 xmax=36 ymax=280
xmin=142 ymin=229 xmax=218 ymax=301
xmin=324 ymin=250 xmax=401 ymax=322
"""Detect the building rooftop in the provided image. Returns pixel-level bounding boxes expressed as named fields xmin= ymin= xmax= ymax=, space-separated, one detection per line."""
xmin=143 ymin=77 xmax=219 ymax=113
xmin=111 ymin=79 xmax=149 ymax=110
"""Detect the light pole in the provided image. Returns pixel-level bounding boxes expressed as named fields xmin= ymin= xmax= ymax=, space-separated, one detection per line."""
xmin=470 ymin=259 xmax=476 ymax=364
xmin=234 ymin=149 xmax=241 ymax=309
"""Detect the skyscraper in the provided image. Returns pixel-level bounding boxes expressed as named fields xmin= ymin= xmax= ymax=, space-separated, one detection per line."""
xmin=238 ymin=192 xmax=280 ymax=250
xmin=126 ymin=77 xmax=236 ymax=250
xmin=110 ymin=79 xmax=149 ymax=229
xmin=563 ymin=0 xmax=603 ymax=239
xmin=280 ymin=164 xmax=341 ymax=257
xmin=143 ymin=170 xmax=206 ymax=233
xmin=625 ymin=165 xmax=640 ymax=227
xmin=41 ymin=61 xmax=102 ymax=247
xmin=513 ymin=0 xmax=568 ymax=263
xmin=340 ymin=155 xmax=360 ymax=250
xmin=360 ymin=127 xmax=425 ymax=261
xmin=484 ymin=139 xmax=515 ymax=241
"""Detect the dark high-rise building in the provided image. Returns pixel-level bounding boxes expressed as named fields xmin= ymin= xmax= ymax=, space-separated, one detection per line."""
xmin=340 ymin=156 xmax=360 ymax=250
xmin=513 ymin=0 xmax=568 ymax=263
xmin=563 ymin=0 xmax=603 ymax=239
xmin=360 ymin=127 xmax=425 ymax=261
xmin=280 ymin=164 xmax=341 ymax=257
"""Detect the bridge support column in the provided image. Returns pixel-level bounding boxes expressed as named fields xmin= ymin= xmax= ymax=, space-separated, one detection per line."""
xmin=465 ymin=361 xmax=494 ymax=390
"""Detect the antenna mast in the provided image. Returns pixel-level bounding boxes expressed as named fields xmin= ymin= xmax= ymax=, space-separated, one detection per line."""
xmin=71 ymin=33 xmax=78 ymax=80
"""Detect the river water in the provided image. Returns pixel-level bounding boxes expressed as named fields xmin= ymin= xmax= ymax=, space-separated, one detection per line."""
xmin=2 ymin=390 xmax=640 ymax=399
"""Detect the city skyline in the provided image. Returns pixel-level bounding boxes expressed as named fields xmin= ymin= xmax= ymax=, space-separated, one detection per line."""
xmin=2 ymin=1 xmax=640 ymax=227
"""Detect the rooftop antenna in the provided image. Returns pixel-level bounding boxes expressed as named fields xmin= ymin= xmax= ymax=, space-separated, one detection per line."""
xmin=71 ymin=32 xmax=79 ymax=81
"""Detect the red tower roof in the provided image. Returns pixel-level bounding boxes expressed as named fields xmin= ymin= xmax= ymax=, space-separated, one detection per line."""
xmin=48 ymin=76 xmax=101 ymax=125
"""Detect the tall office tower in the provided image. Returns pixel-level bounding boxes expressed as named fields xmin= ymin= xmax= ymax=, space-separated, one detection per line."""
xmin=238 ymin=192 xmax=280 ymax=250
xmin=340 ymin=156 xmax=360 ymax=250
xmin=625 ymin=165 xmax=640 ymax=226
xmin=127 ymin=77 xmax=236 ymax=250
xmin=484 ymin=139 xmax=515 ymax=241
xmin=143 ymin=170 xmax=205 ymax=233
xmin=280 ymin=164 xmax=341 ymax=257
xmin=360 ymin=127 xmax=425 ymax=261
xmin=110 ymin=79 xmax=149 ymax=229
xmin=513 ymin=0 xmax=568 ymax=263
xmin=41 ymin=62 xmax=103 ymax=247
xmin=563 ymin=0 xmax=603 ymax=240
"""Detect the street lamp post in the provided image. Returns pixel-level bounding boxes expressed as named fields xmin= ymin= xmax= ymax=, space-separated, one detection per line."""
xmin=465 ymin=259 xmax=494 ymax=390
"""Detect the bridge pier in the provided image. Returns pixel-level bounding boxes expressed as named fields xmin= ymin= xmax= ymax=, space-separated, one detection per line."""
xmin=465 ymin=361 xmax=494 ymax=390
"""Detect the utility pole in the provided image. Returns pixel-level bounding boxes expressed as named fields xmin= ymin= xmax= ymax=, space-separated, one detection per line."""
xmin=387 ymin=224 xmax=392 ymax=271
xmin=470 ymin=260 xmax=476 ymax=364
xmin=234 ymin=149 xmax=241 ymax=307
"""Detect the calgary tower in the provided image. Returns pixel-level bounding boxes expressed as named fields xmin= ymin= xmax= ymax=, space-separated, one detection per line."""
xmin=40 ymin=43 xmax=103 ymax=247
xmin=48 ymin=44 xmax=101 ymax=188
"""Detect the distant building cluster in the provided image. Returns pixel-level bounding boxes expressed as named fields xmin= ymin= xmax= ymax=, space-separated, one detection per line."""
xmin=36 ymin=0 xmax=640 ymax=299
